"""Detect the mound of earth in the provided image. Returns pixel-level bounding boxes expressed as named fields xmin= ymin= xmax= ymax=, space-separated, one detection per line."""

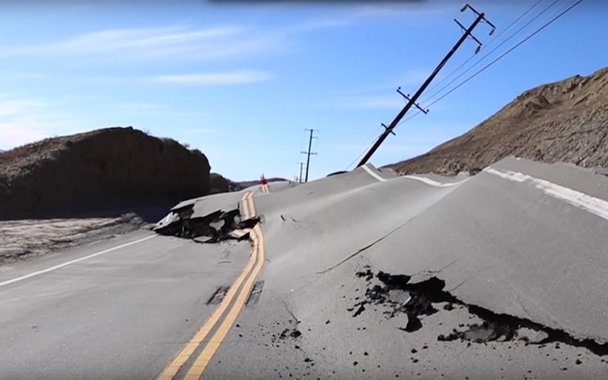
xmin=0 ymin=127 xmax=210 ymax=220
xmin=388 ymin=67 xmax=608 ymax=175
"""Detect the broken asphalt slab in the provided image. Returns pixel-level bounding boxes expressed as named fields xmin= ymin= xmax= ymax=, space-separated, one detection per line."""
xmin=154 ymin=206 xmax=259 ymax=243
xmin=153 ymin=189 xmax=261 ymax=243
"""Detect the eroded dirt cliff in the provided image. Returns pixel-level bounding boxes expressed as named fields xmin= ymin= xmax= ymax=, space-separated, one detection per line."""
xmin=0 ymin=127 xmax=210 ymax=220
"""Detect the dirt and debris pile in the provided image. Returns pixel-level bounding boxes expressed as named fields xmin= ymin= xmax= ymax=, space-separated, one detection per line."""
xmin=0 ymin=127 xmax=211 ymax=220
xmin=388 ymin=67 xmax=608 ymax=175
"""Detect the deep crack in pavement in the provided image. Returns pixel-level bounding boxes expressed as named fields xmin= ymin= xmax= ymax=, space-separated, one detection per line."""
xmin=351 ymin=266 xmax=608 ymax=356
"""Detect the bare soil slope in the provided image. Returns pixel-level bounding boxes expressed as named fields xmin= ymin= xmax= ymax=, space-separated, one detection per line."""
xmin=0 ymin=127 xmax=210 ymax=220
xmin=388 ymin=67 xmax=608 ymax=175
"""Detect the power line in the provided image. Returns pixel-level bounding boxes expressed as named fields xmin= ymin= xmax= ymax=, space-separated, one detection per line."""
xmin=421 ymin=0 xmax=546 ymax=103
xmin=482 ymin=0 xmax=547 ymax=45
xmin=344 ymin=123 xmax=387 ymax=170
xmin=421 ymin=0 xmax=561 ymax=106
xmin=395 ymin=0 xmax=551 ymax=130
xmin=356 ymin=4 xmax=495 ymax=167
xmin=425 ymin=0 xmax=583 ymax=109
xmin=398 ymin=0 xmax=572 ymax=129
xmin=350 ymin=0 xmax=581 ymax=169
xmin=345 ymin=135 xmax=380 ymax=170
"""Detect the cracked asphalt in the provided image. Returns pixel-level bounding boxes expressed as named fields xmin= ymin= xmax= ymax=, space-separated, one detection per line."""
xmin=1 ymin=158 xmax=608 ymax=379
xmin=204 ymin=159 xmax=608 ymax=379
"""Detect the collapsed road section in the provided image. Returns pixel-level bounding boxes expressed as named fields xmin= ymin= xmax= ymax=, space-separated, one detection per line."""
xmin=351 ymin=266 xmax=608 ymax=356
xmin=153 ymin=203 xmax=259 ymax=243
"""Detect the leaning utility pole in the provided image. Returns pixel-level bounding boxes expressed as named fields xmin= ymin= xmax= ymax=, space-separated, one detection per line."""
xmin=357 ymin=4 xmax=495 ymax=167
xmin=301 ymin=129 xmax=318 ymax=183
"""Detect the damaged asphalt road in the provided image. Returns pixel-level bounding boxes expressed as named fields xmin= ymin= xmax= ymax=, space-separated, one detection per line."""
xmin=153 ymin=205 xmax=259 ymax=243
xmin=11 ymin=159 xmax=604 ymax=378
xmin=199 ymin=160 xmax=608 ymax=379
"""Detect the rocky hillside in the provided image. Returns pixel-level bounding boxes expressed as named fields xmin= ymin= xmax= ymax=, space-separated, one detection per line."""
xmin=0 ymin=127 xmax=210 ymax=220
xmin=388 ymin=67 xmax=608 ymax=175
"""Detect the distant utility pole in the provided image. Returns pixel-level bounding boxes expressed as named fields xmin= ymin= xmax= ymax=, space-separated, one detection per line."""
xmin=298 ymin=162 xmax=304 ymax=183
xmin=357 ymin=4 xmax=495 ymax=167
xmin=301 ymin=129 xmax=318 ymax=183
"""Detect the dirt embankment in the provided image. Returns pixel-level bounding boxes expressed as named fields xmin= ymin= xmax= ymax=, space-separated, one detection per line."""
xmin=0 ymin=127 xmax=211 ymax=220
xmin=388 ymin=67 xmax=608 ymax=175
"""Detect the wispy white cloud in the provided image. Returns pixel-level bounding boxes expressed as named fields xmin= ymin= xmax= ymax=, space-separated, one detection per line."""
xmin=0 ymin=121 xmax=48 ymax=149
xmin=351 ymin=4 xmax=455 ymax=19
xmin=0 ymin=98 xmax=51 ymax=117
xmin=308 ymin=68 xmax=431 ymax=110
xmin=287 ymin=3 xmax=455 ymax=34
xmin=0 ymin=26 xmax=286 ymax=64
xmin=316 ymin=92 xmax=406 ymax=110
xmin=287 ymin=17 xmax=355 ymax=33
xmin=0 ymin=4 xmax=450 ymax=70
xmin=395 ymin=69 xmax=430 ymax=90
xmin=0 ymin=114 xmax=73 ymax=150
xmin=148 ymin=70 xmax=272 ymax=86
xmin=0 ymin=96 xmax=80 ymax=149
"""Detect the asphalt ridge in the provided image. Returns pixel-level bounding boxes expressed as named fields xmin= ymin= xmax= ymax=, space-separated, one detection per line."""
xmin=200 ymin=157 xmax=608 ymax=379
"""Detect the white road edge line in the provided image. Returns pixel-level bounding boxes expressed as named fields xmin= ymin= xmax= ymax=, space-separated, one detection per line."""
xmin=486 ymin=167 xmax=608 ymax=221
xmin=362 ymin=164 xmax=387 ymax=182
xmin=362 ymin=164 xmax=466 ymax=187
xmin=0 ymin=235 xmax=156 ymax=288
xmin=401 ymin=175 xmax=465 ymax=188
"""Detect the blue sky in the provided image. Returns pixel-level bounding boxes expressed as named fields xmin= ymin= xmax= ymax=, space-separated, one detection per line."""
xmin=0 ymin=0 xmax=605 ymax=181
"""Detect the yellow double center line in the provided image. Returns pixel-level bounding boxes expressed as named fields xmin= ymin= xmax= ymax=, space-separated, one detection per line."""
xmin=157 ymin=191 xmax=265 ymax=380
